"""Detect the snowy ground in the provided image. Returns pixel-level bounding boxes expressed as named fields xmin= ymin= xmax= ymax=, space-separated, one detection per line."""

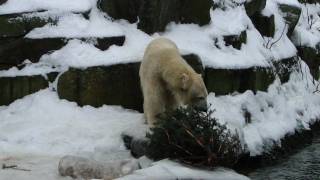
xmin=0 ymin=89 xmax=248 ymax=179
xmin=0 ymin=155 xmax=71 ymax=180
xmin=1 ymin=63 xmax=320 ymax=179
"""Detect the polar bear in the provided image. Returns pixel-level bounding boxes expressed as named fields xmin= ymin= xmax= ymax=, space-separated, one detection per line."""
xmin=139 ymin=38 xmax=208 ymax=127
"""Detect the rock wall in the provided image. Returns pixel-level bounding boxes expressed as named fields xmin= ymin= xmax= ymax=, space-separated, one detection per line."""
xmin=99 ymin=0 xmax=212 ymax=34
xmin=0 ymin=0 xmax=319 ymax=112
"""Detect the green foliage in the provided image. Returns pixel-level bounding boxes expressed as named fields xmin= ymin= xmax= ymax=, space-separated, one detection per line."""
xmin=146 ymin=107 xmax=244 ymax=168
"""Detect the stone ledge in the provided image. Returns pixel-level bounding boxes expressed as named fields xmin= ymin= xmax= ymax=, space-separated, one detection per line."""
xmin=0 ymin=72 xmax=58 ymax=106
xmin=0 ymin=36 xmax=126 ymax=70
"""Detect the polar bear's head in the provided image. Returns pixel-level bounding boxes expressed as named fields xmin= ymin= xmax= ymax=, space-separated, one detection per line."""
xmin=177 ymin=72 xmax=208 ymax=111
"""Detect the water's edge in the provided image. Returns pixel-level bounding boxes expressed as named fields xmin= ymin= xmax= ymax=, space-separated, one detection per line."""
xmin=235 ymin=121 xmax=320 ymax=178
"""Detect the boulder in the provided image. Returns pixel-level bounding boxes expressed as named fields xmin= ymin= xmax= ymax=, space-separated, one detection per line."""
xmin=0 ymin=36 xmax=125 ymax=70
xmin=298 ymin=0 xmax=318 ymax=4
xmin=137 ymin=0 xmax=181 ymax=34
xmin=0 ymin=13 xmax=49 ymax=38
xmin=98 ymin=0 xmax=142 ymax=23
xmin=99 ymin=0 xmax=212 ymax=34
xmin=178 ymin=0 xmax=213 ymax=26
xmin=205 ymin=67 xmax=275 ymax=95
xmin=250 ymin=13 xmax=275 ymax=38
xmin=0 ymin=73 xmax=57 ymax=105
xmin=58 ymin=63 xmax=143 ymax=111
xmin=138 ymin=0 xmax=212 ymax=34
xmin=245 ymin=0 xmax=267 ymax=17
xmin=182 ymin=53 xmax=205 ymax=76
xmin=122 ymin=134 xmax=149 ymax=159
xmin=0 ymin=37 xmax=66 ymax=68
xmin=223 ymin=30 xmax=247 ymax=50
xmin=0 ymin=0 xmax=7 ymax=5
xmin=95 ymin=36 xmax=126 ymax=51
xmin=58 ymin=155 xmax=140 ymax=179
xmin=205 ymin=68 xmax=241 ymax=95
xmin=278 ymin=4 xmax=302 ymax=38
xmin=297 ymin=45 xmax=320 ymax=79
xmin=273 ymin=56 xmax=300 ymax=83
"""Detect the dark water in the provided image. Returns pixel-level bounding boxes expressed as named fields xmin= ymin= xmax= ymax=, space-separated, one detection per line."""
xmin=248 ymin=133 xmax=320 ymax=180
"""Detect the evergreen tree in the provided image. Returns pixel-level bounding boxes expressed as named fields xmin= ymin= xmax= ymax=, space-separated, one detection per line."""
xmin=146 ymin=107 xmax=244 ymax=168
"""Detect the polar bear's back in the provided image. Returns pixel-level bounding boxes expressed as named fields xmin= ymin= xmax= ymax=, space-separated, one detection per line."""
xmin=146 ymin=38 xmax=178 ymax=52
xmin=140 ymin=37 xmax=192 ymax=79
xmin=143 ymin=38 xmax=179 ymax=61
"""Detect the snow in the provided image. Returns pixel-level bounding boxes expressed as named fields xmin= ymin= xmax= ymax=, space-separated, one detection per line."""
xmin=292 ymin=3 xmax=320 ymax=48
xmin=118 ymin=159 xmax=249 ymax=180
xmin=262 ymin=0 xmax=298 ymax=61
xmin=0 ymin=89 xmax=147 ymax=156
xmin=0 ymin=0 xmax=304 ymax=76
xmin=0 ymin=155 xmax=71 ymax=180
xmin=0 ymin=0 xmax=320 ymax=178
xmin=0 ymin=61 xmax=63 ymax=77
xmin=0 ymin=89 xmax=249 ymax=179
xmin=274 ymin=0 xmax=301 ymax=7
xmin=0 ymin=0 xmax=93 ymax=14
xmin=27 ymin=4 xmax=296 ymax=70
xmin=208 ymin=62 xmax=320 ymax=156
xmin=26 ymin=9 xmax=124 ymax=39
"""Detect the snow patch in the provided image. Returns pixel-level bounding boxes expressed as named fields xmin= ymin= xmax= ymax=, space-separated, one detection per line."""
xmin=26 ymin=9 xmax=123 ymax=39
xmin=208 ymin=62 xmax=320 ymax=155
xmin=0 ymin=89 xmax=147 ymax=156
xmin=0 ymin=0 xmax=94 ymax=14
xmin=292 ymin=3 xmax=320 ymax=48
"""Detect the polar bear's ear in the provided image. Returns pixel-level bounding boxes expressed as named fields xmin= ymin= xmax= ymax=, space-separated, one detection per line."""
xmin=181 ymin=73 xmax=189 ymax=90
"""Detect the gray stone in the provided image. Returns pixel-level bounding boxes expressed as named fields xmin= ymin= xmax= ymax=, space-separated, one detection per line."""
xmin=298 ymin=0 xmax=318 ymax=4
xmin=58 ymin=155 xmax=140 ymax=179
xmin=205 ymin=67 xmax=276 ymax=95
xmin=99 ymin=0 xmax=212 ymax=34
xmin=297 ymin=45 xmax=320 ymax=79
xmin=58 ymin=63 xmax=143 ymax=111
xmin=0 ymin=13 xmax=50 ymax=38
xmin=0 ymin=38 xmax=66 ymax=68
xmin=98 ymin=0 xmax=142 ymax=23
xmin=245 ymin=0 xmax=267 ymax=17
xmin=250 ymin=13 xmax=275 ymax=38
xmin=224 ymin=31 xmax=247 ymax=50
xmin=0 ymin=74 xmax=51 ymax=106
xmin=0 ymin=0 xmax=7 ymax=5
xmin=95 ymin=36 xmax=126 ymax=51
xmin=0 ymin=36 xmax=125 ymax=70
xmin=273 ymin=56 xmax=300 ymax=83
xmin=279 ymin=4 xmax=302 ymax=38
xmin=183 ymin=53 xmax=205 ymax=76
